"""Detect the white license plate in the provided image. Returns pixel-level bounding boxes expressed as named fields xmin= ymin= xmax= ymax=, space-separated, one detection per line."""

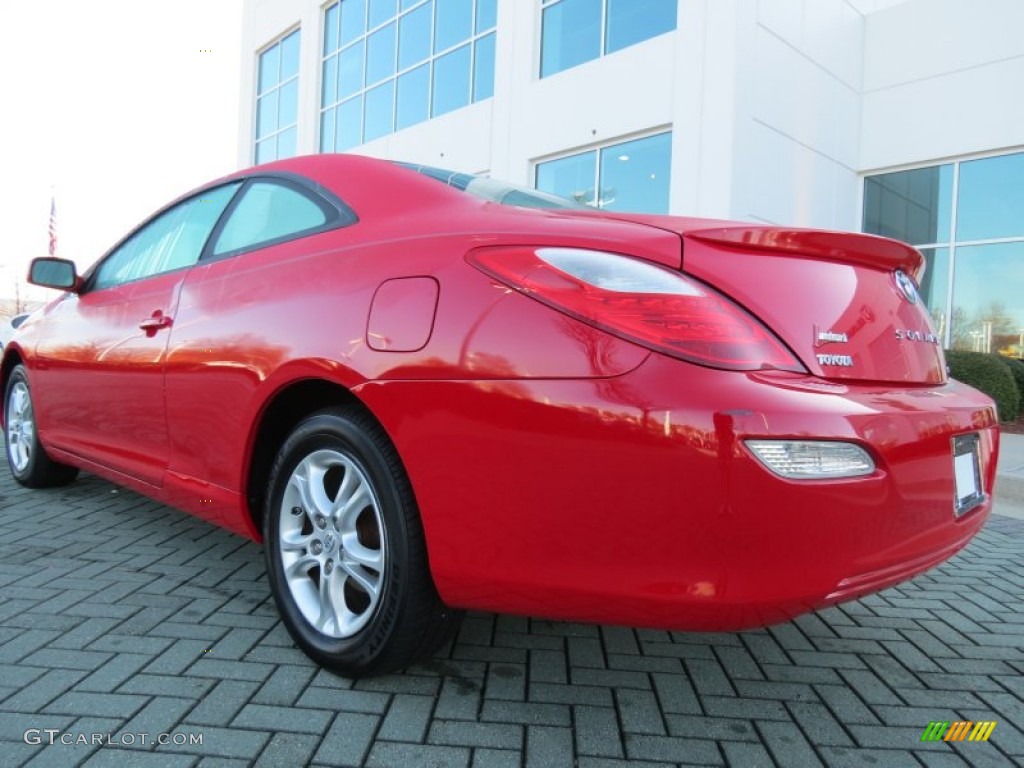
xmin=952 ymin=433 xmax=983 ymax=516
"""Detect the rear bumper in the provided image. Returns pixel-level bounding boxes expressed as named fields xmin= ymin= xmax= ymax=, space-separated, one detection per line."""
xmin=356 ymin=354 xmax=998 ymax=631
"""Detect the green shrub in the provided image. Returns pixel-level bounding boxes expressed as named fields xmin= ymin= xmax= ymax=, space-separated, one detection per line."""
xmin=945 ymin=350 xmax=1020 ymax=423
xmin=997 ymin=355 xmax=1024 ymax=408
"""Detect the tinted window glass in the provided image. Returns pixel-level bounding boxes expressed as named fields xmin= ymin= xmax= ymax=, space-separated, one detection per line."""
xmin=341 ymin=0 xmax=368 ymax=45
xmin=256 ymin=30 xmax=301 ymax=162
xmin=473 ymin=32 xmax=495 ymax=101
xmin=863 ymin=165 xmax=953 ymax=245
xmin=598 ymin=132 xmax=672 ymax=214
xmin=399 ymin=2 xmax=432 ymax=69
xmin=366 ymin=22 xmax=397 ymax=85
xmin=431 ymin=44 xmax=470 ymax=117
xmin=957 ymin=152 xmax=1024 ymax=242
xmin=214 ymin=182 xmax=328 ymax=256
xmin=397 ymin=64 xmax=430 ymax=129
xmin=541 ymin=0 xmax=602 ymax=77
xmin=605 ymin=0 xmax=676 ymax=54
xmin=434 ymin=0 xmax=472 ymax=52
xmin=94 ymin=184 xmax=240 ymax=290
xmin=950 ymin=242 xmax=1024 ymax=353
xmin=364 ymin=80 xmax=396 ymax=141
xmin=475 ymin=0 xmax=497 ymax=33
xmin=536 ymin=150 xmax=597 ymax=206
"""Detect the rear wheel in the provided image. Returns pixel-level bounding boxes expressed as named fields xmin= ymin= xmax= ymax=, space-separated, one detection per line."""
xmin=263 ymin=405 xmax=460 ymax=677
xmin=4 ymin=365 xmax=78 ymax=487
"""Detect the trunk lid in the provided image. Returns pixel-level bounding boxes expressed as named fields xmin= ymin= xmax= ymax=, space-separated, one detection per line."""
xmin=604 ymin=216 xmax=945 ymax=384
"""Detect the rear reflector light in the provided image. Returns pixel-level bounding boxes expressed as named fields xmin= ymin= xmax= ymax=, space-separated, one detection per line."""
xmin=467 ymin=247 xmax=803 ymax=372
xmin=745 ymin=440 xmax=875 ymax=479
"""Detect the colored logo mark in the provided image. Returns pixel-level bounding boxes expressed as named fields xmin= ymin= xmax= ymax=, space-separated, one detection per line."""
xmin=921 ymin=721 xmax=996 ymax=742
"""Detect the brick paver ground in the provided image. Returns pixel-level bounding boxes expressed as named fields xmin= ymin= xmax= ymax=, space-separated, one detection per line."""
xmin=0 ymin=470 xmax=1021 ymax=767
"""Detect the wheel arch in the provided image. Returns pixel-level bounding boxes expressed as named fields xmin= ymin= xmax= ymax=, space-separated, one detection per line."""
xmin=243 ymin=377 xmax=384 ymax=535
xmin=0 ymin=348 xmax=26 ymax=426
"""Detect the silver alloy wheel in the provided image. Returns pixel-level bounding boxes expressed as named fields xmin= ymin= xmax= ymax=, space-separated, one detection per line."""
xmin=278 ymin=449 xmax=387 ymax=638
xmin=6 ymin=381 xmax=34 ymax=473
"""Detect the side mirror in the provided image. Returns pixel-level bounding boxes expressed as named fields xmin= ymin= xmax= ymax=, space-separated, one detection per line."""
xmin=29 ymin=257 xmax=80 ymax=292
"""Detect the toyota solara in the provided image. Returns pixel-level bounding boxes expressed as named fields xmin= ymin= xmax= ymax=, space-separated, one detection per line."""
xmin=2 ymin=155 xmax=999 ymax=676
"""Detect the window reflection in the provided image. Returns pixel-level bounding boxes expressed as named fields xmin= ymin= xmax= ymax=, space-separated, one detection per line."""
xmin=536 ymin=133 xmax=672 ymax=214
xmin=255 ymin=30 xmax=301 ymax=162
xmin=321 ymin=0 xmax=495 ymax=149
xmin=918 ymin=247 xmax=950 ymax=340
xmin=606 ymin=0 xmax=677 ymax=54
xmin=950 ymin=243 xmax=1024 ymax=356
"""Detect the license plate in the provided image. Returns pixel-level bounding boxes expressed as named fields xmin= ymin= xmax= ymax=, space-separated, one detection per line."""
xmin=952 ymin=433 xmax=984 ymax=517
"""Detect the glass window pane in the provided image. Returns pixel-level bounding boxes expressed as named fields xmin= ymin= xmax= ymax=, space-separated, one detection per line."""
xmin=277 ymin=126 xmax=297 ymax=159
xmin=598 ymin=133 xmax=672 ymax=213
xmin=324 ymin=3 xmax=340 ymax=54
xmin=367 ymin=22 xmax=396 ymax=85
xmin=401 ymin=0 xmax=421 ymax=8
xmin=256 ymin=137 xmax=276 ymax=164
xmin=364 ymin=80 xmax=395 ymax=141
xmin=338 ymin=40 xmax=365 ymax=98
xmin=472 ymin=32 xmax=495 ymax=102
xmin=322 ymin=55 xmax=338 ymax=106
xmin=258 ymin=45 xmax=280 ymax=93
xmin=369 ymin=0 xmax=397 ymax=28
xmin=862 ymin=165 xmax=953 ymax=246
xmin=536 ymin=150 xmax=598 ymax=207
xmin=397 ymin=63 xmax=430 ymax=129
xmin=431 ymin=43 xmax=470 ymax=116
xmin=475 ymin=0 xmax=497 ymax=32
xmin=280 ymin=31 xmax=301 ymax=80
xmin=341 ymin=0 xmax=367 ymax=45
xmin=957 ymin=151 xmax=1024 ymax=241
xmin=337 ymin=96 xmax=364 ymax=149
xmin=278 ymin=79 xmax=298 ymax=128
xmin=399 ymin=1 xmax=432 ymax=70
xmin=256 ymin=91 xmax=279 ymax=139
xmin=94 ymin=184 xmax=240 ymax=289
xmin=541 ymin=0 xmax=601 ymax=78
xmin=215 ymin=182 xmax=327 ymax=256
xmin=320 ymin=108 xmax=337 ymax=152
xmin=606 ymin=0 xmax=676 ymax=54
xmin=918 ymin=247 xmax=950 ymax=338
xmin=434 ymin=0 xmax=472 ymax=53
xmin=950 ymin=242 xmax=1024 ymax=354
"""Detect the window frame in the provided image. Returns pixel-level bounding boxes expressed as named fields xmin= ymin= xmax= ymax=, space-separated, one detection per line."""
xmin=255 ymin=27 xmax=302 ymax=164
xmin=539 ymin=0 xmax=677 ymax=79
xmin=319 ymin=0 xmax=497 ymax=151
xmin=532 ymin=128 xmax=673 ymax=213
xmin=861 ymin=147 xmax=1024 ymax=350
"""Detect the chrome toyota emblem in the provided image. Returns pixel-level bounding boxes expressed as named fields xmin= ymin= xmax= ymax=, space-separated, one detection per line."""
xmin=894 ymin=270 xmax=919 ymax=304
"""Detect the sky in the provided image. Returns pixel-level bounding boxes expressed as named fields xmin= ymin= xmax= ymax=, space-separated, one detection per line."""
xmin=0 ymin=0 xmax=243 ymax=305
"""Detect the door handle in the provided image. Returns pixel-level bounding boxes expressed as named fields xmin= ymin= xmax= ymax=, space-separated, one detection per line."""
xmin=139 ymin=311 xmax=173 ymax=333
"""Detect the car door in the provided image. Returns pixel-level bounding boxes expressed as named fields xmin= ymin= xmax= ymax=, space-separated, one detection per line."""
xmin=31 ymin=182 xmax=241 ymax=485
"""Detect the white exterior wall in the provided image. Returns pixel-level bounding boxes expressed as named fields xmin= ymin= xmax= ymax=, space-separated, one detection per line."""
xmin=861 ymin=0 xmax=1024 ymax=172
xmin=239 ymin=0 xmax=1024 ymax=230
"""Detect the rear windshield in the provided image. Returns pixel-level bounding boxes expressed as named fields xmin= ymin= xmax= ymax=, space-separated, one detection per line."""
xmin=395 ymin=162 xmax=588 ymax=211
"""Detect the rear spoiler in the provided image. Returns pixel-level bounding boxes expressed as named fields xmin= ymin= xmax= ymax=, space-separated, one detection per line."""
xmin=686 ymin=227 xmax=924 ymax=277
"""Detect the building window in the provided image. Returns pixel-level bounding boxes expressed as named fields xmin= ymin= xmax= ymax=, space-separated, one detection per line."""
xmin=256 ymin=30 xmax=301 ymax=163
xmin=321 ymin=0 xmax=497 ymax=152
xmin=540 ymin=0 xmax=676 ymax=78
xmin=864 ymin=150 xmax=1024 ymax=356
xmin=535 ymin=132 xmax=672 ymax=214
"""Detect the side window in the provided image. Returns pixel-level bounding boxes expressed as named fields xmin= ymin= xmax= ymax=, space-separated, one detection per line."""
xmin=212 ymin=181 xmax=329 ymax=256
xmin=92 ymin=183 xmax=240 ymax=290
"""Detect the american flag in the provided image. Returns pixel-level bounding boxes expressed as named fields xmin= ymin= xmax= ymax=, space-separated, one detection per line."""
xmin=48 ymin=196 xmax=57 ymax=257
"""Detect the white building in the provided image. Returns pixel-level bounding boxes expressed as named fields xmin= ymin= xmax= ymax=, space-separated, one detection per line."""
xmin=240 ymin=0 xmax=1024 ymax=354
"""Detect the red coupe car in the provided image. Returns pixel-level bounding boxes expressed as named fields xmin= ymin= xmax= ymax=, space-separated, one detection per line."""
xmin=2 ymin=155 xmax=999 ymax=676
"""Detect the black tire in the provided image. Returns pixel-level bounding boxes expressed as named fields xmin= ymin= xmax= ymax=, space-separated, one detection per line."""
xmin=263 ymin=405 xmax=460 ymax=677
xmin=3 ymin=365 xmax=79 ymax=488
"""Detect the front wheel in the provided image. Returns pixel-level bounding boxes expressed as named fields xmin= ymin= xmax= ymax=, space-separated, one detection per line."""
xmin=4 ymin=365 xmax=78 ymax=488
xmin=263 ymin=405 xmax=460 ymax=677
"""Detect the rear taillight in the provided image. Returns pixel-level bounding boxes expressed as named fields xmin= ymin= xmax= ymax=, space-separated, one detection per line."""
xmin=467 ymin=247 xmax=804 ymax=372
